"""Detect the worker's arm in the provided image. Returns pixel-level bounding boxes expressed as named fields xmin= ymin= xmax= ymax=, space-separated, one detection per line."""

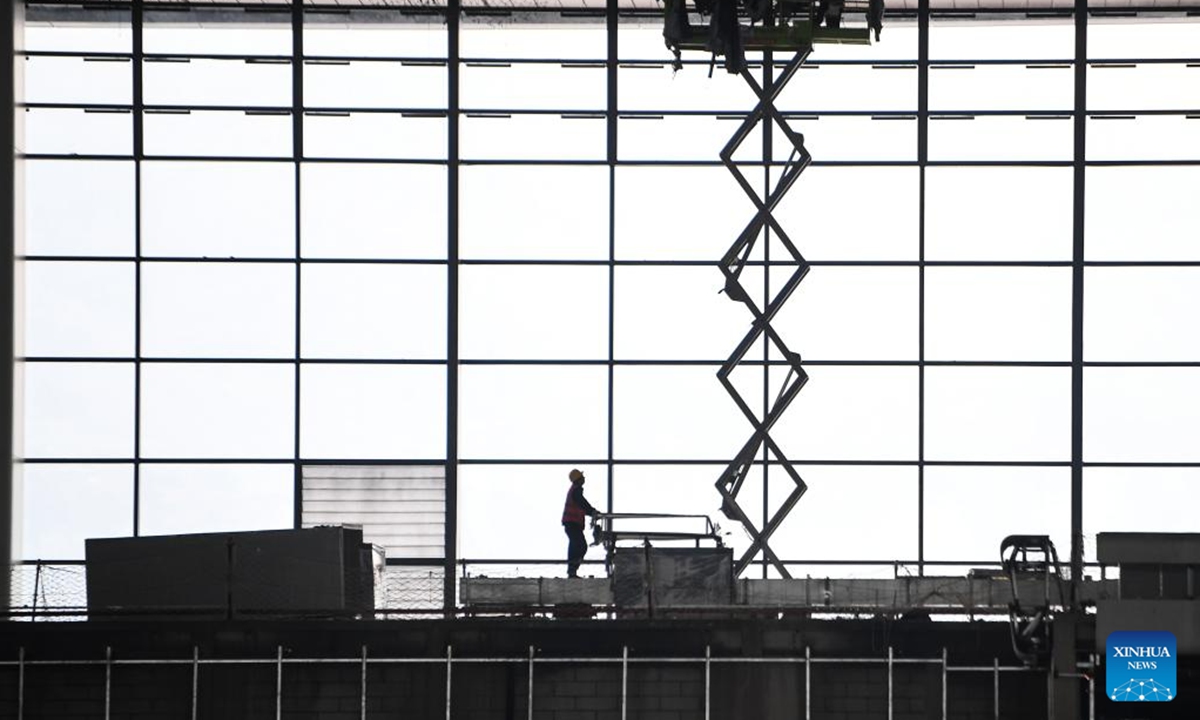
xmin=572 ymin=485 xmax=599 ymax=516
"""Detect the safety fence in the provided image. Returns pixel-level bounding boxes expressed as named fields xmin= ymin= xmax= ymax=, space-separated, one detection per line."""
xmin=0 ymin=645 xmax=1076 ymax=720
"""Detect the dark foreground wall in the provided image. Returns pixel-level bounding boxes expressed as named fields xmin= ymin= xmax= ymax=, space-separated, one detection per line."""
xmin=0 ymin=616 xmax=1171 ymax=720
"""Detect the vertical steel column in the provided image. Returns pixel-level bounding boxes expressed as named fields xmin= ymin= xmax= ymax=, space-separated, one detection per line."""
xmin=290 ymin=0 xmax=304 ymax=534
xmin=104 ymin=647 xmax=112 ymax=720
xmin=993 ymin=657 xmax=1000 ymax=720
xmin=276 ymin=646 xmax=283 ymax=720
xmin=704 ymin=645 xmax=711 ymax=720
xmin=760 ymin=49 xmax=773 ymax=581
xmin=804 ymin=645 xmax=811 ymax=720
xmin=605 ymin=0 xmax=618 ymax=516
xmin=445 ymin=646 xmax=453 ymax=720
xmin=527 ymin=645 xmax=535 ymax=720
xmin=16 ymin=647 xmax=23 ymax=720
xmin=360 ymin=645 xmax=368 ymax=720
xmin=887 ymin=646 xmax=893 ymax=720
xmin=916 ymin=0 xmax=930 ymax=578
xmin=0 ymin=0 xmax=20 ymax=603
xmin=940 ymin=648 xmax=947 ymax=720
xmin=132 ymin=0 xmax=144 ymax=537
xmin=1070 ymin=0 xmax=1088 ymax=606
xmin=191 ymin=647 xmax=198 ymax=720
xmin=444 ymin=0 xmax=461 ymax=615
xmin=620 ymin=646 xmax=628 ymax=720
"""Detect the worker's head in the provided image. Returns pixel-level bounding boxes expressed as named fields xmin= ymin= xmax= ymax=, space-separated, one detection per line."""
xmin=569 ymin=468 xmax=585 ymax=485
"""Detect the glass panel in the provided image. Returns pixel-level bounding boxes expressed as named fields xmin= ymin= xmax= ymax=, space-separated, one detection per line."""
xmin=23 ymin=108 xmax=132 ymax=156
xmin=925 ymin=367 xmax=1070 ymax=462
xmin=459 ymin=265 xmax=608 ymax=360
xmin=24 ymin=160 xmax=135 ymax=257
xmin=925 ymin=167 xmax=1072 ymax=261
xmin=462 ymin=63 xmax=604 ymax=111
xmin=25 ymin=56 xmax=131 ymax=105
xmin=24 ymin=261 xmax=135 ymax=358
xmin=777 ymin=65 xmax=917 ymax=113
xmin=925 ymin=268 xmax=1072 ymax=362
xmin=619 ymin=63 xmax=759 ymax=112
xmin=301 ymin=264 xmax=447 ymax=360
xmin=143 ymin=14 xmax=292 ymax=55
xmin=930 ymin=65 xmax=1072 ymax=112
xmin=928 ymin=116 xmax=1072 ymax=162
xmin=613 ymin=266 xmax=747 ymax=361
xmin=305 ymin=16 xmax=447 ymax=58
xmin=459 ymin=366 xmax=607 ymax=460
xmin=143 ymin=58 xmax=292 ymax=108
xmin=769 ymin=465 xmax=918 ymax=562
xmin=1088 ymin=21 xmax=1198 ymax=60
xmin=301 ymin=164 xmax=446 ymax=260
xmin=462 ymin=114 xmax=604 ymax=161
xmin=1086 ymin=268 xmax=1200 ymax=362
xmin=141 ymin=262 xmax=296 ymax=359
xmin=143 ymin=110 xmax=292 ymax=158
xmin=458 ymin=464 xmax=609 ymax=562
xmin=305 ymin=60 xmax=447 ymax=110
xmin=1088 ymin=63 xmax=1199 ymax=112
xmin=771 ymin=267 xmax=918 ymax=361
xmin=141 ymin=161 xmax=295 ymax=259
xmin=1085 ymin=469 xmax=1200 ymax=557
xmin=614 ymin=166 xmax=756 ymax=261
xmin=460 ymin=166 xmax=608 ymax=261
xmin=930 ymin=22 xmax=1073 ymax=60
xmin=619 ymin=116 xmax=744 ymax=162
xmin=140 ymin=464 xmax=293 ymax=536
xmin=25 ymin=10 xmax=132 ymax=53
xmin=20 ymin=465 xmax=133 ymax=560
xmin=772 ymin=166 xmax=919 ymax=262
xmin=304 ymin=113 xmax=447 ymax=160
xmin=301 ymin=365 xmax=447 ymax=460
xmin=460 ymin=25 xmax=606 ymax=61
xmin=777 ymin=115 xmax=916 ymax=162
xmin=613 ymin=366 xmax=750 ymax=461
xmin=1084 ymin=368 xmax=1200 ymax=463
xmin=1087 ymin=115 xmax=1200 ymax=162
xmin=1086 ymin=167 xmax=1200 ymax=261
xmin=925 ymin=466 xmax=1070 ymax=563
xmin=23 ymin=362 xmax=135 ymax=459
xmin=140 ymin=364 xmax=295 ymax=459
xmin=771 ymin=366 xmax=918 ymax=462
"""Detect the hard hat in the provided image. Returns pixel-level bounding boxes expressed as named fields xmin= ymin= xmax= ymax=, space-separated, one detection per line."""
xmin=569 ymin=469 xmax=584 ymax=482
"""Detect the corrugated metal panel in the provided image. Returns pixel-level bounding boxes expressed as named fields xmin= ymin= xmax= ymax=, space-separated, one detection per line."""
xmin=301 ymin=465 xmax=446 ymax=561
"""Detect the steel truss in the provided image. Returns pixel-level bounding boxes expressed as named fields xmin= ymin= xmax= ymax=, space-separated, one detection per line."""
xmin=715 ymin=52 xmax=815 ymax=579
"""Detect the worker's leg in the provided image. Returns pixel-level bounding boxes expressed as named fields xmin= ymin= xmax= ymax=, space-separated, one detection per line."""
xmin=565 ymin=523 xmax=585 ymax=577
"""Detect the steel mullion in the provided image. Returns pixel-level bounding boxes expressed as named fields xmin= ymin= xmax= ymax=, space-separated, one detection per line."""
xmin=132 ymin=0 xmax=144 ymax=536
xmin=291 ymin=0 xmax=304 ymax=532
xmin=917 ymin=0 xmax=929 ymax=578
xmin=606 ymin=0 xmax=617 ymax=515
xmin=445 ymin=0 xmax=460 ymax=616
xmin=1070 ymin=0 xmax=1087 ymax=604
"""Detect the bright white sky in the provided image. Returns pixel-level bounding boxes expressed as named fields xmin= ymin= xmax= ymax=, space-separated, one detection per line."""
xmin=12 ymin=15 xmax=1200 ymax=579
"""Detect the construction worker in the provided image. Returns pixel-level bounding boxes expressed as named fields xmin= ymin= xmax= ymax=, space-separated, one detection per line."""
xmin=562 ymin=468 xmax=599 ymax=578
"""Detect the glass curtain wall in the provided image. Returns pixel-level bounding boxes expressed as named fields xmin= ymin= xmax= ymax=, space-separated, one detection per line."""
xmin=13 ymin=0 xmax=1200 ymax=600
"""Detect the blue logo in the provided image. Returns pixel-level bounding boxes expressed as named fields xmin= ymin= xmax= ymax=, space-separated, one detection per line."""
xmin=1106 ymin=631 xmax=1176 ymax=702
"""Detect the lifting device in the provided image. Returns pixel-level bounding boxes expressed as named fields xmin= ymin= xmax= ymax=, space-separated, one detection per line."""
xmin=662 ymin=0 xmax=876 ymax=578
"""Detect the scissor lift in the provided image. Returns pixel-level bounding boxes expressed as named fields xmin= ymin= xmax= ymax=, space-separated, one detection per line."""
xmin=662 ymin=1 xmax=876 ymax=578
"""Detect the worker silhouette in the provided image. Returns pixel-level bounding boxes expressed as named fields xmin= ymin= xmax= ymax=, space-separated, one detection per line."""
xmin=562 ymin=468 xmax=599 ymax=578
